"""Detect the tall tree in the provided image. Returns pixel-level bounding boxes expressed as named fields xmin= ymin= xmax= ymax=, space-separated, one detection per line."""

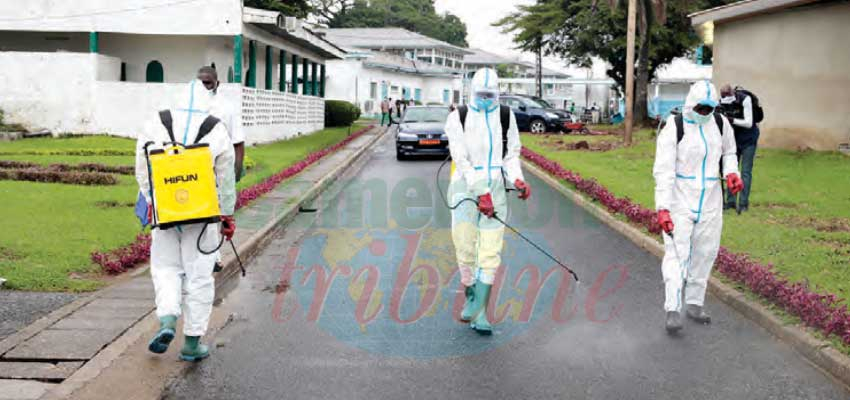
xmin=245 ymin=0 xmax=312 ymax=18
xmin=500 ymin=0 xmax=728 ymax=126
xmin=494 ymin=1 xmax=567 ymax=98
xmin=313 ymin=0 xmax=469 ymax=47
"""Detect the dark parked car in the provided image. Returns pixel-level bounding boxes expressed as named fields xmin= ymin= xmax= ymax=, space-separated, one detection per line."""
xmin=500 ymin=94 xmax=572 ymax=133
xmin=393 ymin=106 xmax=450 ymax=160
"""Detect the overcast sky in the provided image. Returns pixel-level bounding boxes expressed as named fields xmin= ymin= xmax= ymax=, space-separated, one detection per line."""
xmin=433 ymin=0 xmax=575 ymax=74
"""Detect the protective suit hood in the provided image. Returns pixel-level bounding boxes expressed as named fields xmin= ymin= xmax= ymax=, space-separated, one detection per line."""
xmin=683 ymin=80 xmax=719 ymax=124
xmin=171 ymin=79 xmax=214 ymax=144
xmin=469 ymin=68 xmax=500 ymax=113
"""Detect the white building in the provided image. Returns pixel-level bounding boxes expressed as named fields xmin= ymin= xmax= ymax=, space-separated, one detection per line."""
xmin=463 ymin=49 xmax=572 ymax=105
xmin=317 ymin=28 xmax=470 ymax=117
xmin=648 ymin=56 xmax=713 ymax=118
xmin=0 ymin=1 xmax=344 ymax=144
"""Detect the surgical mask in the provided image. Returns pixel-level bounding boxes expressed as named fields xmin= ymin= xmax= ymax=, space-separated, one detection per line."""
xmin=473 ymin=90 xmax=497 ymax=111
xmin=691 ymin=111 xmax=713 ymax=125
xmin=720 ymin=96 xmax=735 ymax=104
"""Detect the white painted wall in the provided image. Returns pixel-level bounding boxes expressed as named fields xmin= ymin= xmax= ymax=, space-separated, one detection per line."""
xmin=0 ymin=51 xmax=324 ymax=142
xmin=0 ymin=0 xmax=242 ymax=36
xmin=100 ymin=33 xmax=233 ymax=83
xmin=325 ymin=58 xmax=460 ymax=116
xmin=0 ymin=52 xmax=100 ymax=132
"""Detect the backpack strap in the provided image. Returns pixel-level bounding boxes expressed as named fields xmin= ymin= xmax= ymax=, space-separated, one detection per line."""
xmin=714 ymin=113 xmax=725 ymax=135
xmin=194 ymin=115 xmax=220 ymax=144
xmin=675 ymin=114 xmax=684 ymax=144
xmin=458 ymin=105 xmax=468 ymax=131
xmin=500 ymin=105 xmax=510 ymax=159
xmin=158 ymin=110 xmax=175 ymax=143
xmin=675 ymin=113 xmax=725 ymax=144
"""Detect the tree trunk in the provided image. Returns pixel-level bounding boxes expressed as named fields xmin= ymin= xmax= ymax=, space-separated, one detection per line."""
xmin=633 ymin=0 xmax=650 ymax=125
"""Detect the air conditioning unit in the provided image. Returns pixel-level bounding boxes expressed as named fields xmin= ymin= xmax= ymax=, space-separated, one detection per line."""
xmin=284 ymin=16 xmax=300 ymax=32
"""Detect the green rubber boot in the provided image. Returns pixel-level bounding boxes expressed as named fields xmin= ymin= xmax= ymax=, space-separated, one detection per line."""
xmin=180 ymin=336 xmax=210 ymax=362
xmin=460 ymin=284 xmax=476 ymax=322
xmin=469 ymin=282 xmax=493 ymax=335
xmin=148 ymin=315 xmax=177 ymax=354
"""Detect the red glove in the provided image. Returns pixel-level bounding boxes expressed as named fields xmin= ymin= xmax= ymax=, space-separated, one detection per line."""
xmin=220 ymin=215 xmax=236 ymax=241
xmin=726 ymin=173 xmax=744 ymax=195
xmin=514 ymin=179 xmax=531 ymax=200
xmin=478 ymin=193 xmax=495 ymax=218
xmin=657 ymin=210 xmax=674 ymax=234
xmin=146 ymin=204 xmax=152 ymax=224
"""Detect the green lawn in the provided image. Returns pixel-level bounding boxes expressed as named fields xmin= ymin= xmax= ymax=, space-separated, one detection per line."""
xmin=524 ymin=132 xmax=850 ymax=300
xmin=0 ymin=124 xmax=366 ymax=292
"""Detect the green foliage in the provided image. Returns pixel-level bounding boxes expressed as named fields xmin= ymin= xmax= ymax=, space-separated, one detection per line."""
xmin=523 ymin=133 xmax=850 ymax=300
xmin=324 ymin=100 xmax=361 ymax=127
xmin=245 ymin=0 xmax=311 ymax=18
xmin=497 ymin=0 xmax=735 ymax=122
xmin=320 ymin=0 xmax=468 ymax=47
xmin=495 ymin=64 xmax=516 ymax=78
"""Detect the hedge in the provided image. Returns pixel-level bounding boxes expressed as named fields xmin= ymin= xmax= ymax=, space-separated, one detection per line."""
xmin=324 ymin=100 xmax=361 ymax=127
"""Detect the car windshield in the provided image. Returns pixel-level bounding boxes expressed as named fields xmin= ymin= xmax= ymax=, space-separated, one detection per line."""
xmin=402 ymin=107 xmax=449 ymax=123
xmin=522 ymin=98 xmax=547 ymax=109
xmin=534 ymin=98 xmax=553 ymax=108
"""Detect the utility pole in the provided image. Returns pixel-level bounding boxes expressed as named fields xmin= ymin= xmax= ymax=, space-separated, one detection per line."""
xmin=624 ymin=0 xmax=637 ymax=146
xmin=536 ymin=37 xmax=543 ymax=98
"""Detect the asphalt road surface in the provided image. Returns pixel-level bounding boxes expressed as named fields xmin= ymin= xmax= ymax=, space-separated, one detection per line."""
xmin=165 ymin=133 xmax=848 ymax=399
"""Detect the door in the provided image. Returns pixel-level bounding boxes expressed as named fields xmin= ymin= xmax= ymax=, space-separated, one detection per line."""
xmin=381 ymin=82 xmax=388 ymax=100
xmin=502 ymin=97 xmax=529 ymax=130
xmin=414 ymin=88 xmax=422 ymax=102
xmin=443 ymin=89 xmax=450 ymax=104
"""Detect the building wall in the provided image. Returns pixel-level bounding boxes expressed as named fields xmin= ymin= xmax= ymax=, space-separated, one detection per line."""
xmin=0 ymin=52 xmax=100 ymax=132
xmin=0 ymin=51 xmax=323 ymax=143
xmin=713 ymin=2 xmax=850 ymax=150
xmin=99 ymin=34 xmax=233 ymax=83
xmin=0 ymin=0 xmax=241 ymax=36
xmin=325 ymin=59 xmax=460 ymax=116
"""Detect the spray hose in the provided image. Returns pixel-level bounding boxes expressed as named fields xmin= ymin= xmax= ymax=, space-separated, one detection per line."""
xmin=197 ymin=222 xmax=246 ymax=276
xmin=436 ymin=156 xmax=579 ymax=282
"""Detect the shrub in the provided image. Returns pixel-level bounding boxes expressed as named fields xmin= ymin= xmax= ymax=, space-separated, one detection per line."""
xmin=325 ymin=100 xmax=360 ymax=127
xmin=0 ymin=168 xmax=118 ymax=185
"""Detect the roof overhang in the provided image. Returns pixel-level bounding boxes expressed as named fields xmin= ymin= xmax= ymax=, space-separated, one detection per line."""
xmin=690 ymin=0 xmax=822 ymax=26
xmin=243 ymin=7 xmax=345 ymax=60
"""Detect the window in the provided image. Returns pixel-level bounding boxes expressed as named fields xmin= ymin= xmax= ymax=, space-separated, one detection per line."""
xmin=370 ymin=82 xmax=378 ymax=99
xmin=145 ymin=60 xmax=164 ymax=83
xmin=502 ymin=97 xmax=522 ymax=110
xmin=402 ymin=107 xmax=450 ymax=123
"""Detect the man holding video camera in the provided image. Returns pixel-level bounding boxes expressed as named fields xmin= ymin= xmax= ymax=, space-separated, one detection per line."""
xmin=718 ymin=84 xmax=762 ymax=214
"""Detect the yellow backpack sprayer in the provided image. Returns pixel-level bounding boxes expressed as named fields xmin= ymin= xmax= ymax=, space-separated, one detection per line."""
xmin=142 ymin=110 xmax=245 ymax=275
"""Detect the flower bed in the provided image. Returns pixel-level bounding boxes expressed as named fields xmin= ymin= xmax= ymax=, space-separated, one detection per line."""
xmin=521 ymin=146 xmax=850 ymax=346
xmin=0 ymin=168 xmax=118 ymax=185
xmin=90 ymin=125 xmax=374 ymax=274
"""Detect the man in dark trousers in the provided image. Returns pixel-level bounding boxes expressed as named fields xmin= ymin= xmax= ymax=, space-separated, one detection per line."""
xmin=720 ymin=84 xmax=760 ymax=213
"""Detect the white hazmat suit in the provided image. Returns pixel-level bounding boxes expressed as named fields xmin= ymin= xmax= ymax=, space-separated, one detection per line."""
xmin=445 ymin=68 xmax=523 ymax=286
xmin=653 ymin=81 xmax=738 ymax=314
xmin=135 ymin=79 xmax=236 ymax=337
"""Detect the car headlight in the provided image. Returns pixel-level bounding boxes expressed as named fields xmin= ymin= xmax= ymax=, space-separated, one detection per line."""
xmin=545 ymin=112 xmax=559 ymax=119
xmin=398 ymin=132 xmax=418 ymax=140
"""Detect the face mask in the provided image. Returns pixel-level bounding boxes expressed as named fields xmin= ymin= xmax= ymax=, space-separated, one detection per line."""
xmin=474 ymin=97 xmax=495 ymax=111
xmin=720 ymin=96 xmax=735 ymax=104
xmin=691 ymin=111 xmax=713 ymax=125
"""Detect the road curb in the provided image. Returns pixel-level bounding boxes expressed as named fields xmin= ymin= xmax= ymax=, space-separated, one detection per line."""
xmin=522 ymin=158 xmax=850 ymax=390
xmin=39 ymin=125 xmax=386 ymax=399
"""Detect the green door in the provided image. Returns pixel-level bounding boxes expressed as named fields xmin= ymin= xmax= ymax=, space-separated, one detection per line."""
xmin=146 ymin=61 xmax=164 ymax=83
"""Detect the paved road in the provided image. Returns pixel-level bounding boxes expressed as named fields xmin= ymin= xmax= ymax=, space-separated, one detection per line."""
xmin=0 ymin=291 xmax=78 ymax=340
xmin=166 ymin=134 xmax=847 ymax=399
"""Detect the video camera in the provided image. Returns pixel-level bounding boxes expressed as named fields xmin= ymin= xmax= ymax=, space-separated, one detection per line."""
xmin=716 ymin=102 xmax=742 ymax=120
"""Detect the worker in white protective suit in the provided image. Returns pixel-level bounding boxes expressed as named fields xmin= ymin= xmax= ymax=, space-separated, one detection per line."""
xmin=135 ymin=79 xmax=236 ymax=361
xmin=653 ymin=80 xmax=743 ymax=334
xmin=445 ymin=68 xmax=531 ymax=335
